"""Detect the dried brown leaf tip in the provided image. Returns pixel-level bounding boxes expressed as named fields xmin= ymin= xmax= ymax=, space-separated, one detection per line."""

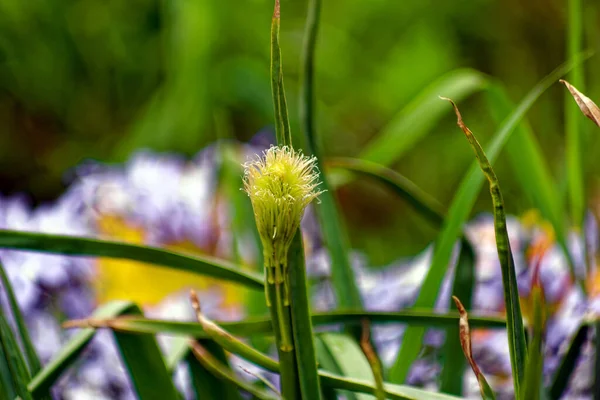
xmin=561 ymin=79 xmax=600 ymax=127
xmin=453 ymin=296 xmax=496 ymax=400
xmin=440 ymin=96 xmax=473 ymax=137
xmin=273 ymin=0 xmax=280 ymax=19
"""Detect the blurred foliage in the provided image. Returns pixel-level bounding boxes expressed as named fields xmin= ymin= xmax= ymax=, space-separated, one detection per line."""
xmin=1 ymin=0 xmax=600 ymax=265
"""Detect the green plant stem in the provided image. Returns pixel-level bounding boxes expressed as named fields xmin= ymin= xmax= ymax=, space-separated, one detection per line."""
xmin=566 ymin=0 xmax=585 ymax=230
xmin=265 ymin=260 xmax=300 ymax=400
xmin=287 ymin=232 xmax=322 ymax=399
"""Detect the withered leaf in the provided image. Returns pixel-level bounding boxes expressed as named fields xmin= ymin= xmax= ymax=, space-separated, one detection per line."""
xmin=561 ymin=79 xmax=600 ymax=127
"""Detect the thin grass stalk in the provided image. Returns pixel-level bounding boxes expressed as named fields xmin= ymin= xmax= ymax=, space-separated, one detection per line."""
xmin=299 ymin=0 xmax=363 ymax=319
xmin=566 ymin=0 xmax=586 ymax=230
xmin=265 ymin=261 xmax=300 ymax=400
xmin=287 ymin=231 xmax=322 ymax=399
xmin=443 ymin=97 xmax=527 ymax=396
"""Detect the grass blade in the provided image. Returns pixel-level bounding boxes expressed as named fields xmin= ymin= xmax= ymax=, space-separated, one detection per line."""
xmin=63 ymin=310 xmax=507 ymax=338
xmin=0 ymin=310 xmax=32 ymax=400
xmin=519 ymin=269 xmax=546 ymax=400
xmin=28 ymin=301 xmax=137 ymax=397
xmin=159 ymin=322 xmax=466 ymax=400
xmin=565 ymin=0 xmax=586 ymax=229
xmin=389 ymin=58 xmax=582 ymax=384
xmin=189 ymin=341 xmax=279 ymax=400
xmin=318 ymin=332 xmax=380 ymax=400
xmin=486 ymin=83 xmax=580 ymax=289
xmin=452 ymin=296 xmax=496 ymax=400
xmin=187 ymin=340 xmax=242 ymax=400
xmin=326 ymin=157 xmax=445 ymax=226
xmin=112 ymin=304 xmax=179 ymax=400
xmin=0 ymin=230 xmax=263 ymax=290
xmin=298 ymin=0 xmax=363 ymax=312
xmin=288 ymin=232 xmax=322 ymax=399
xmin=271 ymin=0 xmax=291 ymax=146
xmin=359 ymin=320 xmax=385 ymax=400
xmin=440 ymin=239 xmax=475 ymax=395
xmin=0 ymin=260 xmax=42 ymax=375
xmin=0 ymin=332 xmax=17 ymax=400
xmin=319 ymin=371 xmax=465 ymax=400
xmin=360 ymin=69 xmax=488 ymax=166
xmin=548 ymin=322 xmax=590 ymax=399
xmin=443 ymin=98 xmax=526 ymax=395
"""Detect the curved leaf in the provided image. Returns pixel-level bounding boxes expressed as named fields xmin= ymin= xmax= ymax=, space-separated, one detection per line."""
xmin=0 ymin=230 xmax=263 ymax=290
xmin=389 ymin=58 xmax=583 ymax=384
xmin=360 ymin=68 xmax=489 ymax=166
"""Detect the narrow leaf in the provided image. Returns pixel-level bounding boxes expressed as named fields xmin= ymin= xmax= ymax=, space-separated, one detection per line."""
xmin=319 ymin=332 xmax=378 ymax=400
xmin=359 ymin=320 xmax=385 ymax=400
xmin=360 ymin=69 xmax=489 ymax=166
xmin=519 ymin=267 xmax=546 ymax=400
xmin=189 ymin=341 xmax=280 ymax=400
xmin=63 ymin=310 xmax=507 ymax=337
xmin=561 ymin=79 xmax=600 ymax=127
xmin=186 ymin=340 xmax=242 ymax=400
xmin=287 ymin=231 xmax=322 ymax=399
xmin=189 ymin=290 xmax=279 ymax=372
xmin=0 ymin=260 xmax=42 ymax=374
xmin=549 ymin=323 xmax=590 ymax=399
xmin=270 ymin=0 xmax=291 ymax=146
xmin=452 ymin=296 xmax=496 ymax=400
xmin=297 ymin=0 xmax=364 ymax=314
xmin=443 ymin=97 xmax=526 ymax=395
xmin=389 ymin=59 xmax=579 ymax=384
xmin=111 ymin=304 xmax=179 ymax=400
xmin=0 ymin=230 xmax=263 ymax=290
xmin=28 ymin=301 xmax=138 ymax=397
xmin=0 ymin=312 xmax=32 ymax=400
xmin=486 ymin=83 xmax=581 ymax=290
xmin=326 ymin=157 xmax=445 ymax=226
xmin=162 ymin=329 xmax=466 ymax=400
xmin=440 ymin=239 xmax=475 ymax=395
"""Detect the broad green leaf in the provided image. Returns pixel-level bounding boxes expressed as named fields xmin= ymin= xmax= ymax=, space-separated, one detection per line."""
xmin=548 ymin=323 xmax=590 ymax=399
xmin=319 ymin=370 xmax=465 ymax=400
xmin=389 ymin=58 xmax=583 ymax=384
xmin=486 ymin=83 xmax=579 ymax=289
xmin=0 ymin=230 xmax=263 ymax=290
xmin=288 ymin=231 xmax=322 ymax=399
xmin=0 ymin=261 xmax=42 ymax=377
xmin=440 ymin=239 xmax=475 ymax=395
xmin=112 ymin=304 xmax=179 ymax=400
xmin=186 ymin=340 xmax=242 ymax=400
xmin=326 ymin=157 xmax=445 ymax=227
xmin=189 ymin=341 xmax=279 ymax=400
xmin=319 ymin=332 xmax=378 ymax=400
xmin=63 ymin=310 xmax=506 ymax=337
xmin=443 ymin=98 xmax=526 ymax=395
xmin=315 ymin=336 xmax=352 ymax=400
xmin=0 ymin=310 xmax=32 ymax=400
xmin=360 ymin=68 xmax=488 ymax=166
xmin=451 ymin=296 xmax=495 ymax=400
xmin=28 ymin=301 xmax=138 ymax=397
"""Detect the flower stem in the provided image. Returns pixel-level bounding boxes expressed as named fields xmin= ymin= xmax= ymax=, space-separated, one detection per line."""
xmin=265 ymin=260 xmax=299 ymax=400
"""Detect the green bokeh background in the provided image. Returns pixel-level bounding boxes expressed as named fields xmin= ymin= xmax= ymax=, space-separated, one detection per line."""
xmin=1 ymin=0 xmax=599 ymax=265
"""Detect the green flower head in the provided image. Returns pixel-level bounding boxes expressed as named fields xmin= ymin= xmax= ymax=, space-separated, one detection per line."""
xmin=243 ymin=145 xmax=324 ymax=264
